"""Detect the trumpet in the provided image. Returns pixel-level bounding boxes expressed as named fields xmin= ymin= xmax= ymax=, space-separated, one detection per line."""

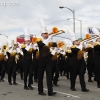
xmin=57 ymin=42 xmax=65 ymax=48
xmin=32 ymin=36 xmax=42 ymax=43
xmin=2 ymin=45 xmax=8 ymax=52
xmin=21 ymin=44 xmax=26 ymax=48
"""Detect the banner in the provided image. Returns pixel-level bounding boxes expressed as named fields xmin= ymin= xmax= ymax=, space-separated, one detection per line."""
xmin=88 ymin=27 xmax=100 ymax=34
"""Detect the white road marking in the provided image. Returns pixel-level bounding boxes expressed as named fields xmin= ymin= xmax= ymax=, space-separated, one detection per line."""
xmin=4 ymin=79 xmax=80 ymax=98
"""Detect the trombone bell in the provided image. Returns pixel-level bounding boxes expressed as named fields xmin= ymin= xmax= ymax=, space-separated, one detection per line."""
xmin=52 ymin=27 xmax=59 ymax=34
xmin=32 ymin=37 xmax=42 ymax=43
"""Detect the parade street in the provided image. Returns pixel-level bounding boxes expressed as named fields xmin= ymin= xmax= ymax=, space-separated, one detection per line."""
xmin=0 ymin=73 xmax=100 ymax=100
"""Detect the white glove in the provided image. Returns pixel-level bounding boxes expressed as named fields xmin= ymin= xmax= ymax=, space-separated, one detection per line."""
xmin=5 ymin=55 xmax=8 ymax=59
xmin=32 ymin=54 xmax=33 ymax=59
xmin=16 ymin=48 xmax=20 ymax=53
xmin=51 ymin=50 xmax=56 ymax=55
xmin=54 ymin=47 xmax=58 ymax=52
xmin=77 ymin=44 xmax=83 ymax=50
xmin=3 ymin=51 xmax=7 ymax=56
xmin=25 ymin=46 xmax=30 ymax=51
xmin=20 ymin=51 xmax=23 ymax=55
xmin=62 ymin=52 xmax=65 ymax=55
xmin=33 ymin=43 xmax=38 ymax=50
xmin=57 ymin=49 xmax=60 ymax=53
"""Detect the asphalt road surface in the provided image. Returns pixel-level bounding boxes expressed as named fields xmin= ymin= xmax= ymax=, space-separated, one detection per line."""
xmin=0 ymin=73 xmax=100 ymax=100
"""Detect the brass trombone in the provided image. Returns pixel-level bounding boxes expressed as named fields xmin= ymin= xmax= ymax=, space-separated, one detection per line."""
xmin=32 ymin=27 xmax=65 ymax=43
xmin=49 ymin=27 xmax=65 ymax=36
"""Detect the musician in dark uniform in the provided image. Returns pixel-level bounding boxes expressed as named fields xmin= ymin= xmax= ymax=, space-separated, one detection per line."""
xmin=37 ymin=19 xmax=57 ymax=96
xmin=65 ymin=48 xmax=72 ymax=79
xmin=49 ymin=42 xmax=59 ymax=86
xmin=21 ymin=28 xmax=34 ymax=90
xmin=0 ymin=44 xmax=7 ymax=82
xmin=94 ymin=38 xmax=100 ymax=88
xmin=32 ymin=42 xmax=39 ymax=82
xmin=69 ymin=31 xmax=89 ymax=92
xmin=58 ymin=48 xmax=66 ymax=76
xmin=7 ymin=43 xmax=18 ymax=85
xmin=16 ymin=44 xmax=24 ymax=80
xmin=0 ymin=45 xmax=8 ymax=82
xmin=85 ymin=41 xmax=94 ymax=82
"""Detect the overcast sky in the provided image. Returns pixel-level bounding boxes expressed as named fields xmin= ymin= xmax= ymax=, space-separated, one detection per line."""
xmin=0 ymin=0 xmax=100 ymax=44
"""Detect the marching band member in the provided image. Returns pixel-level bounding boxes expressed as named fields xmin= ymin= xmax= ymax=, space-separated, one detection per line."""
xmin=0 ymin=42 xmax=7 ymax=82
xmin=65 ymin=47 xmax=72 ymax=79
xmin=85 ymin=40 xmax=94 ymax=82
xmin=37 ymin=19 xmax=57 ymax=96
xmin=68 ymin=30 xmax=89 ymax=92
xmin=32 ymin=38 xmax=39 ymax=82
xmin=94 ymin=38 xmax=100 ymax=88
xmin=16 ymin=43 xmax=24 ymax=80
xmin=7 ymin=41 xmax=18 ymax=85
xmin=64 ymin=40 xmax=72 ymax=79
xmin=49 ymin=42 xmax=59 ymax=86
xmin=0 ymin=44 xmax=8 ymax=82
xmin=57 ymin=42 xmax=66 ymax=76
xmin=92 ymin=28 xmax=100 ymax=88
xmin=21 ymin=28 xmax=34 ymax=90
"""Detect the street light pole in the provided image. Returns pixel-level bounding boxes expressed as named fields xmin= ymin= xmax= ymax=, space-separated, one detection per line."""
xmin=80 ymin=20 xmax=82 ymax=38
xmin=67 ymin=18 xmax=82 ymax=38
xmin=59 ymin=6 xmax=75 ymax=33
xmin=73 ymin=10 xmax=75 ymax=33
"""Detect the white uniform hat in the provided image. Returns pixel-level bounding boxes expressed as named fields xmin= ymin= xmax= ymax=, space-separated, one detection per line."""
xmin=91 ymin=28 xmax=100 ymax=41
xmin=39 ymin=19 xmax=48 ymax=33
xmin=23 ymin=27 xmax=30 ymax=41
xmin=7 ymin=38 xmax=12 ymax=48
xmin=92 ymin=28 xmax=100 ymax=35
xmin=71 ymin=36 xmax=76 ymax=42
xmin=63 ymin=39 xmax=72 ymax=47
xmin=67 ymin=30 xmax=77 ymax=42
xmin=24 ymin=36 xmax=30 ymax=41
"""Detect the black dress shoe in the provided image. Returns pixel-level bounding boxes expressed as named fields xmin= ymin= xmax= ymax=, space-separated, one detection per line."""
xmin=0 ymin=79 xmax=4 ymax=82
xmin=24 ymin=86 xmax=29 ymax=90
xmin=48 ymin=92 xmax=57 ymax=96
xmin=13 ymin=82 xmax=18 ymax=85
xmin=53 ymin=83 xmax=59 ymax=86
xmin=34 ymin=79 xmax=38 ymax=82
xmin=63 ymin=74 xmax=65 ymax=76
xmin=21 ymin=78 xmax=23 ymax=80
xmin=88 ymin=80 xmax=93 ymax=82
xmin=97 ymin=85 xmax=100 ymax=88
xmin=82 ymin=88 xmax=89 ymax=92
xmin=67 ymin=77 xmax=70 ymax=79
xmin=70 ymin=88 xmax=76 ymax=91
xmin=28 ymin=85 xmax=33 ymax=90
xmin=39 ymin=92 xmax=46 ymax=96
xmin=94 ymin=78 xmax=97 ymax=81
xmin=9 ymin=83 xmax=12 ymax=85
